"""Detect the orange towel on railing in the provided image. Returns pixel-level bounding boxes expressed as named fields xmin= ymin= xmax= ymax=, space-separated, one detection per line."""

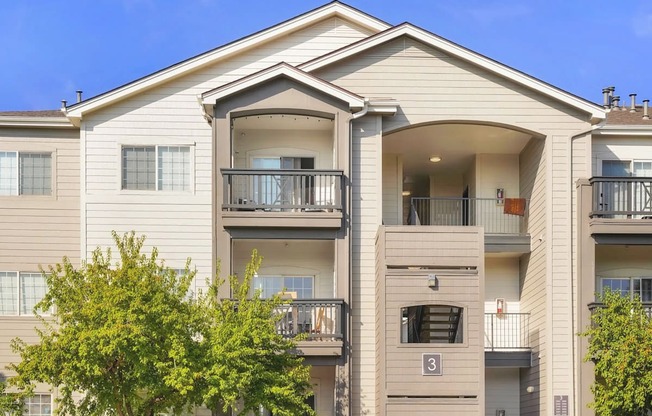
xmin=504 ymin=198 xmax=526 ymax=216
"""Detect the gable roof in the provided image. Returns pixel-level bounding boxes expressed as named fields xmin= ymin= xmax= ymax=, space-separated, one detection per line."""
xmin=299 ymin=23 xmax=606 ymax=122
xmin=64 ymin=2 xmax=390 ymax=125
xmin=200 ymin=62 xmax=365 ymax=113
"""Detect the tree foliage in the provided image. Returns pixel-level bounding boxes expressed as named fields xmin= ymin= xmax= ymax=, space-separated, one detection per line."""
xmin=581 ymin=290 xmax=652 ymax=416
xmin=3 ymin=232 xmax=313 ymax=416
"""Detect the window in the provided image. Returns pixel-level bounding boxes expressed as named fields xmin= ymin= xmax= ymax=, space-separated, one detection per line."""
xmin=251 ymin=156 xmax=314 ymax=206
xmin=400 ymin=304 xmax=463 ymax=344
xmin=602 ymin=277 xmax=652 ymax=302
xmin=23 ymin=394 xmax=52 ymax=415
xmin=253 ymin=275 xmax=314 ymax=299
xmin=122 ymin=146 xmax=190 ymax=191
xmin=0 ymin=272 xmax=48 ymax=316
xmin=0 ymin=151 xmax=52 ymax=195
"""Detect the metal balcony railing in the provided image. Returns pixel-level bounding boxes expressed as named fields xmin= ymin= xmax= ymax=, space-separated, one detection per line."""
xmin=588 ymin=302 xmax=652 ymax=317
xmin=410 ymin=197 xmax=528 ymax=234
xmin=484 ymin=313 xmax=530 ymax=351
xmin=222 ymin=169 xmax=343 ymax=212
xmin=274 ymin=299 xmax=344 ymax=340
xmin=590 ymin=177 xmax=652 ymax=218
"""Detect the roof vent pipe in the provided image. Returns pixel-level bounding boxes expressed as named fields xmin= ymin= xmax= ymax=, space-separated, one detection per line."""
xmin=76 ymin=90 xmax=83 ymax=103
xmin=61 ymin=100 xmax=67 ymax=110
xmin=602 ymin=88 xmax=611 ymax=109
xmin=644 ymin=100 xmax=650 ymax=120
xmin=612 ymin=95 xmax=621 ymax=110
xmin=630 ymin=94 xmax=637 ymax=112
xmin=608 ymin=86 xmax=615 ymax=98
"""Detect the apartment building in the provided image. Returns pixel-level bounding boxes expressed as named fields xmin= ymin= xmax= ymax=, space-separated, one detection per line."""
xmin=1 ymin=2 xmax=649 ymax=415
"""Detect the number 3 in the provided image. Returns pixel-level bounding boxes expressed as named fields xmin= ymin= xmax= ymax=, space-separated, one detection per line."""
xmin=427 ymin=357 xmax=437 ymax=371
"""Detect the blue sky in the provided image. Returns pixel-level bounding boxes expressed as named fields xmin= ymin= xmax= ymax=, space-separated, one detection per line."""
xmin=1 ymin=0 xmax=651 ymax=111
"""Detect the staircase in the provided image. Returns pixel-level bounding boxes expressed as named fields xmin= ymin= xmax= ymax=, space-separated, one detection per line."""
xmin=407 ymin=305 xmax=463 ymax=343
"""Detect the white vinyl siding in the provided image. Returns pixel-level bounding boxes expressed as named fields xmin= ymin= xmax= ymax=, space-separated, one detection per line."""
xmin=121 ymin=145 xmax=190 ymax=191
xmin=0 ymin=151 xmax=52 ymax=195
xmin=0 ymin=272 xmax=47 ymax=316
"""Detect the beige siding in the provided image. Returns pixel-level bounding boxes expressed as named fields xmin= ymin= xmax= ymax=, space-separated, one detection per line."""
xmin=377 ymin=226 xmax=484 ymax=416
xmin=313 ymin=37 xmax=590 ymax=136
xmin=485 ymin=368 xmax=520 ymax=416
xmin=82 ymin=17 xmax=374 ymax=293
xmin=0 ymin=128 xmax=80 ymax=270
xmin=382 ymin=154 xmax=401 ymax=225
xmin=314 ymin=35 xmax=593 ymax=412
xmin=519 ymin=137 xmax=547 ymax=415
xmin=0 ymin=127 xmax=79 ymax=381
xmin=351 ymin=115 xmax=382 ymax=416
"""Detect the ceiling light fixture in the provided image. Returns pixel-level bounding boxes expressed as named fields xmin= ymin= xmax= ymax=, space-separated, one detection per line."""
xmin=429 ymin=155 xmax=442 ymax=163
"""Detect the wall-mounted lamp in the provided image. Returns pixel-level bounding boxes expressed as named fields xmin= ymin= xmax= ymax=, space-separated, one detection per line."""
xmin=427 ymin=274 xmax=438 ymax=289
xmin=526 ymin=386 xmax=535 ymax=394
xmin=402 ymin=190 xmax=412 ymax=197
xmin=429 ymin=155 xmax=442 ymax=163
xmin=496 ymin=410 xmax=506 ymax=416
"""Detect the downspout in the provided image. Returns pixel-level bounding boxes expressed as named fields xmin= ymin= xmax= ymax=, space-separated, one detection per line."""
xmin=569 ymin=121 xmax=602 ymax=416
xmin=346 ymin=97 xmax=368 ymax=416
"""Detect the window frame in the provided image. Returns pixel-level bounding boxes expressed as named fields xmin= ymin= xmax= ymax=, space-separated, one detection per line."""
xmin=397 ymin=303 xmax=468 ymax=348
xmin=0 ymin=271 xmax=50 ymax=317
xmin=252 ymin=275 xmax=315 ymax=299
xmin=600 ymin=276 xmax=652 ymax=302
xmin=23 ymin=393 xmax=53 ymax=416
xmin=118 ymin=143 xmax=195 ymax=193
xmin=0 ymin=150 xmax=54 ymax=197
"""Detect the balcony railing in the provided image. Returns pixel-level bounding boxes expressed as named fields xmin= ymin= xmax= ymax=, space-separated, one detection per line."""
xmin=273 ymin=299 xmax=344 ymax=340
xmin=484 ymin=313 xmax=530 ymax=351
xmin=590 ymin=177 xmax=652 ymax=218
xmin=589 ymin=302 xmax=652 ymax=317
xmin=410 ymin=197 xmax=528 ymax=234
xmin=222 ymin=169 xmax=343 ymax=212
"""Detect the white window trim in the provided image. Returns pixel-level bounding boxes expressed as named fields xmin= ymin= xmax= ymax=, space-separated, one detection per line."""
xmin=0 ymin=271 xmax=50 ymax=317
xmin=0 ymin=150 xmax=56 ymax=198
xmin=246 ymin=149 xmax=319 ymax=169
xmin=117 ymin=143 xmax=195 ymax=194
xmin=599 ymin=276 xmax=652 ymax=300
xmin=253 ymin=274 xmax=315 ymax=299
xmin=23 ymin=393 xmax=53 ymax=416
xmin=598 ymin=158 xmax=652 ymax=176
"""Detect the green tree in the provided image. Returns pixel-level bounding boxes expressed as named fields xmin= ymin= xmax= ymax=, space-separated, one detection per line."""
xmin=3 ymin=232 xmax=313 ymax=416
xmin=581 ymin=290 xmax=652 ymax=416
xmin=0 ymin=381 xmax=24 ymax=415
xmin=200 ymin=253 xmax=314 ymax=416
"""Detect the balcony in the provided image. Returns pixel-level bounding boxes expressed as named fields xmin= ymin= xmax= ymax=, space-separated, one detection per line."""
xmin=484 ymin=312 xmax=531 ymax=367
xmin=221 ymin=169 xmax=344 ymax=229
xmin=274 ymin=299 xmax=345 ymax=356
xmin=586 ymin=177 xmax=652 ymax=237
xmin=409 ymin=197 xmax=530 ymax=252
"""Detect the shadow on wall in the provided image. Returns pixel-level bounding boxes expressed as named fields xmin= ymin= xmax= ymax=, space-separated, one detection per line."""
xmin=520 ymin=327 xmax=540 ymax=416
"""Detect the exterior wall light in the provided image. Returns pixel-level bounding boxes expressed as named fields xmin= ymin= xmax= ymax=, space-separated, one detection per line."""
xmin=427 ymin=274 xmax=438 ymax=288
xmin=429 ymin=155 xmax=442 ymax=163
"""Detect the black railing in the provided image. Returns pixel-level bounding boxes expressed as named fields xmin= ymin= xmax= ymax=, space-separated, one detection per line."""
xmin=231 ymin=299 xmax=345 ymax=340
xmin=274 ymin=299 xmax=344 ymax=340
xmin=590 ymin=177 xmax=652 ymax=218
xmin=589 ymin=302 xmax=652 ymax=317
xmin=484 ymin=313 xmax=530 ymax=351
xmin=222 ymin=169 xmax=343 ymax=212
xmin=410 ymin=197 xmax=528 ymax=234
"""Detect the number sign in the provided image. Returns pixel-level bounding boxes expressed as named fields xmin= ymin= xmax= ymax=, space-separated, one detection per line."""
xmin=422 ymin=353 xmax=442 ymax=376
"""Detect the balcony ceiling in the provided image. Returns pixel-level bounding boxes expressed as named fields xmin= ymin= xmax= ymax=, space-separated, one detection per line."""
xmin=233 ymin=114 xmax=333 ymax=131
xmin=384 ymin=123 xmax=533 ymax=176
